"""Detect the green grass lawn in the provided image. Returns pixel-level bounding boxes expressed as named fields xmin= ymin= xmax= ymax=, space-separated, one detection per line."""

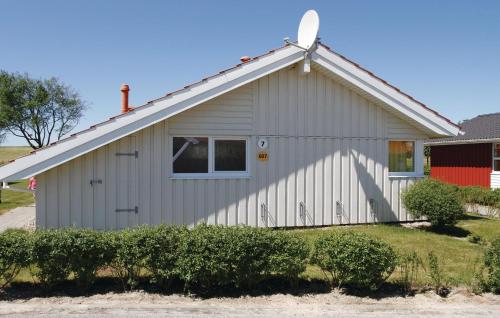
xmin=0 ymin=180 xmax=34 ymax=214
xmin=294 ymin=215 xmax=500 ymax=286
xmin=0 ymin=146 xmax=34 ymax=214
xmin=0 ymin=146 xmax=31 ymax=166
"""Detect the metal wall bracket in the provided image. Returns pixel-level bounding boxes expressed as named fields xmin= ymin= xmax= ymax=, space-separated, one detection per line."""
xmin=369 ymin=198 xmax=377 ymax=216
xmin=115 ymin=206 xmax=138 ymax=214
xmin=299 ymin=202 xmax=305 ymax=219
xmin=115 ymin=150 xmax=139 ymax=158
xmin=260 ymin=203 xmax=267 ymax=222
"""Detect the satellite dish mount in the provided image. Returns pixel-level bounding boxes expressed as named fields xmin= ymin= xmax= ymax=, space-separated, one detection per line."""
xmin=284 ymin=10 xmax=320 ymax=74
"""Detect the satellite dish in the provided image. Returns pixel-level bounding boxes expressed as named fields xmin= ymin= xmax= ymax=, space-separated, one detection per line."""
xmin=297 ymin=10 xmax=319 ymax=50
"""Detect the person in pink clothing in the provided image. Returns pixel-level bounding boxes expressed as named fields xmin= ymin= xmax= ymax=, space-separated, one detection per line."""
xmin=28 ymin=176 xmax=36 ymax=198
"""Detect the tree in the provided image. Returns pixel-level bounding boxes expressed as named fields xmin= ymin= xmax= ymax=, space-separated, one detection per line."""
xmin=0 ymin=71 xmax=87 ymax=149
xmin=424 ymin=145 xmax=431 ymax=175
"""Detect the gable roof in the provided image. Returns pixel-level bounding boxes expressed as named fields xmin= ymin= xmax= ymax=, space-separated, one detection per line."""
xmin=426 ymin=112 xmax=500 ymax=145
xmin=0 ymin=42 xmax=459 ymax=181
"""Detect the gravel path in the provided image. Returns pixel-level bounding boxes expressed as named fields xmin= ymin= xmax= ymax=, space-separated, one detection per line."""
xmin=0 ymin=290 xmax=498 ymax=318
xmin=0 ymin=205 xmax=35 ymax=232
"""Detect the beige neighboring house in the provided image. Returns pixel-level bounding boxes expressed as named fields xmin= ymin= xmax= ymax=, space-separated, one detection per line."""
xmin=0 ymin=36 xmax=459 ymax=229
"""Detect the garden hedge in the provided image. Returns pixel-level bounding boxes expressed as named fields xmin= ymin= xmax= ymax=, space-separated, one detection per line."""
xmin=458 ymin=186 xmax=500 ymax=209
xmin=0 ymin=225 xmax=309 ymax=292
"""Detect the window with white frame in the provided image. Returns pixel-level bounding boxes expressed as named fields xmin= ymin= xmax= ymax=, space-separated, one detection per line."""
xmin=172 ymin=136 xmax=248 ymax=177
xmin=494 ymin=143 xmax=500 ymax=172
xmin=388 ymin=141 xmax=415 ymax=173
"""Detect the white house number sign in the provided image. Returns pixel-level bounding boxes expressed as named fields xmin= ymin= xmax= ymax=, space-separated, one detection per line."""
xmin=257 ymin=138 xmax=269 ymax=161
xmin=257 ymin=138 xmax=268 ymax=149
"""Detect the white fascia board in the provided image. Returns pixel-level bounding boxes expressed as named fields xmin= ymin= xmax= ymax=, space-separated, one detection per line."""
xmin=312 ymin=46 xmax=460 ymax=138
xmin=425 ymin=138 xmax=500 ymax=146
xmin=0 ymin=46 xmax=305 ymax=181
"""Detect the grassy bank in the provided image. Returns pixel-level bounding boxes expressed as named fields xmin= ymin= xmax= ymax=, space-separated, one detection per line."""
xmin=0 ymin=147 xmax=34 ymax=214
xmin=0 ymin=146 xmax=30 ymax=166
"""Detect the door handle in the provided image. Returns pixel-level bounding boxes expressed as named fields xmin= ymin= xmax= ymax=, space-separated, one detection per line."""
xmin=90 ymin=179 xmax=102 ymax=186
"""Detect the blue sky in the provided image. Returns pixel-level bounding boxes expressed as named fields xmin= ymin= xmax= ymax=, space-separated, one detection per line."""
xmin=1 ymin=0 xmax=499 ymax=146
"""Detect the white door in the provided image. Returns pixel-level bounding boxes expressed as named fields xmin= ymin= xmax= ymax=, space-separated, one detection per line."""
xmin=115 ymin=136 xmax=139 ymax=229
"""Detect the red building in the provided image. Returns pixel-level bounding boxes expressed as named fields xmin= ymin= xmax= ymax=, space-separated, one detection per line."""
xmin=427 ymin=113 xmax=500 ymax=189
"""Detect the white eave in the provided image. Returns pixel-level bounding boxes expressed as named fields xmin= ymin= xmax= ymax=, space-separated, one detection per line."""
xmin=425 ymin=137 xmax=500 ymax=146
xmin=0 ymin=43 xmax=459 ymax=181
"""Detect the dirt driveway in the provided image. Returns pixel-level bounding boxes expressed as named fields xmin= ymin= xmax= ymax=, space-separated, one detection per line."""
xmin=0 ymin=290 xmax=498 ymax=318
xmin=0 ymin=205 xmax=35 ymax=232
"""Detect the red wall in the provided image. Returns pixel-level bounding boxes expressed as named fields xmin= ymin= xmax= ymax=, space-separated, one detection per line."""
xmin=430 ymin=143 xmax=492 ymax=187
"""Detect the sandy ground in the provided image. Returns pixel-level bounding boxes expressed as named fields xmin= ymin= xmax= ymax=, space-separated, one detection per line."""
xmin=0 ymin=289 xmax=498 ymax=318
xmin=0 ymin=205 xmax=35 ymax=232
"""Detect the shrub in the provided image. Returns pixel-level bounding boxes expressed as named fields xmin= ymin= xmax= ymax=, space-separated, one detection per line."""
xmin=176 ymin=224 xmax=232 ymax=290
xmin=427 ymin=251 xmax=448 ymax=296
xmin=107 ymin=226 xmax=151 ymax=290
xmin=484 ymin=238 xmax=500 ymax=294
xmin=63 ymin=228 xmax=113 ymax=290
xmin=267 ymin=230 xmax=309 ymax=284
xmin=31 ymin=228 xmax=112 ymax=290
xmin=142 ymin=225 xmax=187 ymax=288
xmin=459 ymin=186 xmax=500 ymax=209
xmin=311 ymin=231 xmax=397 ymax=290
xmin=221 ymin=226 xmax=274 ymax=288
xmin=396 ymin=251 xmax=423 ymax=293
xmin=0 ymin=229 xmax=32 ymax=289
xmin=176 ymin=225 xmax=309 ymax=291
xmin=402 ymin=179 xmax=464 ymax=227
xmin=31 ymin=229 xmax=73 ymax=288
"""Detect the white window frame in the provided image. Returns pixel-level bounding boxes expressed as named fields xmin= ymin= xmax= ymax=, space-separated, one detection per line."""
xmin=388 ymin=139 xmax=424 ymax=178
xmin=493 ymin=143 xmax=500 ymax=174
xmin=170 ymin=136 xmax=250 ymax=179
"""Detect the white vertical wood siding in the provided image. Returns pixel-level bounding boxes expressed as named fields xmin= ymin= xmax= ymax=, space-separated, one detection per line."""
xmin=491 ymin=173 xmax=500 ymax=189
xmin=36 ymin=65 xmax=428 ymax=229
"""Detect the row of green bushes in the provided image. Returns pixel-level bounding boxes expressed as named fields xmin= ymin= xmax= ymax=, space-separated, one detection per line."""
xmin=457 ymin=186 xmax=500 ymax=209
xmin=0 ymin=225 xmax=395 ymax=292
xmin=1 ymin=225 xmax=498 ymax=294
xmin=0 ymin=225 xmax=309 ymax=291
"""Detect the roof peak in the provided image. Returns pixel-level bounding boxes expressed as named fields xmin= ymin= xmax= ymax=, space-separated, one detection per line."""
xmin=476 ymin=112 xmax=500 ymax=118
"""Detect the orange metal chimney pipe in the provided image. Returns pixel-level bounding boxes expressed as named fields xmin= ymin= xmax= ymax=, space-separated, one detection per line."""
xmin=120 ymin=84 xmax=130 ymax=113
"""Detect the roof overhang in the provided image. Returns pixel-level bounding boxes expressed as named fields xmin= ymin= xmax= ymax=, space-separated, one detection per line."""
xmin=425 ymin=137 xmax=500 ymax=146
xmin=0 ymin=43 xmax=459 ymax=181
xmin=0 ymin=45 xmax=305 ymax=181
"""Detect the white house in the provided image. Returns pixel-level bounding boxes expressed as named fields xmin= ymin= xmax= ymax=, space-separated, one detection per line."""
xmin=0 ymin=14 xmax=459 ymax=229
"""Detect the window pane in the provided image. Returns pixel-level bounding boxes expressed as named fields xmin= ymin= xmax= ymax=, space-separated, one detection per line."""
xmin=495 ymin=144 xmax=500 ymax=158
xmin=495 ymin=160 xmax=500 ymax=171
xmin=172 ymin=137 xmax=208 ymax=173
xmin=389 ymin=141 xmax=415 ymax=172
xmin=214 ymin=140 xmax=246 ymax=172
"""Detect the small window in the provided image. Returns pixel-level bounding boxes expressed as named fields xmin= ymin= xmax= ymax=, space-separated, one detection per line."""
xmin=172 ymin=137 xmax=208 ymax=173
xmin=494 ymin=143 xmax=500 ymax=171
xmin=171 ymin=137 xmax=248 ymax=177
xmin=389 ymin=141 xmax=415 ymax=173
xmin=214 ymin=139 xmax=247 ymax=172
